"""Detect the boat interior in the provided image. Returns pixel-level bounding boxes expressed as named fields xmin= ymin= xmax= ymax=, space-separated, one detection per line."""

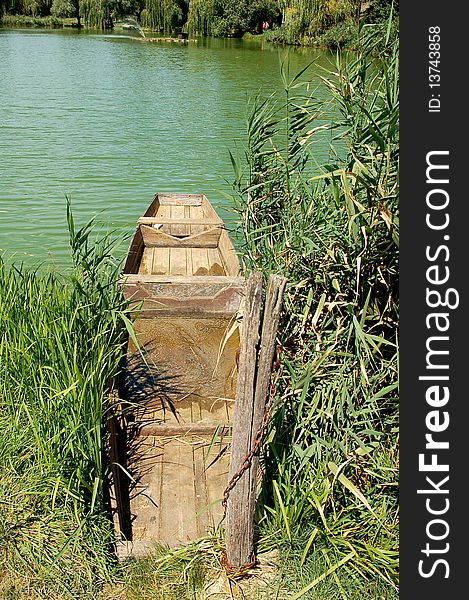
xmin=123 ymin=193 xmax=239 ymax=278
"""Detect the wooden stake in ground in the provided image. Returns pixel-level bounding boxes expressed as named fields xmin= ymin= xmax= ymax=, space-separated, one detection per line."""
xmin=225 ymin=272 xmax=287 ymax=569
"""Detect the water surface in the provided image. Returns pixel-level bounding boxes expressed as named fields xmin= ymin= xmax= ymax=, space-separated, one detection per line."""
xmin=0 ymin=29 xmax=336 ymax=265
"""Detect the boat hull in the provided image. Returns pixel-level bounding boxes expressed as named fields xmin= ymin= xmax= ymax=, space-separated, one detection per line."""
xmin=114 ymin=192 xmax=243 ymax=549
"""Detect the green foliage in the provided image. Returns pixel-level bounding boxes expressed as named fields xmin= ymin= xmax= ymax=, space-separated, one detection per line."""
xmin=50 ymin=0 xmax=74 ymax=17
xmin=314 ymin=17 xmax=359 ymax=48
xmin=213 ymin=0 xmax=279 ymax=36
xmin=80 ymin=0 xmax=110 ymax=27
xmin=366 ymin=0 xmax=398 ymax=22
xmin=141 ymin=0 xmax=187 ymax=31
xmin=209 ymin=1 xmax=250 ymax=38
xmin=6 ymin=0 xmax=53 ymax=17
xmin=118 ymin=542 xmax=213 ymax=599
xmin=186 ymin=0 xmax=279 ymax=37
xmin=0 ymin=12 xmax=63 ymax=24
xmin=1 ymin=0 xmax=397 ymax=45
xmin=229 ymin=17 xmax=399 ymax=593
xmin=0 ymin=206 xmax=132 ymax=596
xmin=185 ymin=0 xmax=213 ymax=35
xmin=265 ymin=0 xmax=360 ymax=46
xmin=265 ymin=538 xmax=399 ymax=599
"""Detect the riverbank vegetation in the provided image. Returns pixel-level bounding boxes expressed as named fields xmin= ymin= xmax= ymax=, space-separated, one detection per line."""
xmin=0 ymin=15 xmax=398 ymax=600
xmin=228 ymin=13 xmax=399 ymax=594
xmin=1 ymin=0 xmax=397 ymax=49
xmin=0 ymin=211 xmax=131 ymax=596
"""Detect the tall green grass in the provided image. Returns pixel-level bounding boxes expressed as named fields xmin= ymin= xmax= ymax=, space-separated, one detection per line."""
xmin=0 ymin=207 xmax=130 ymax=597
xmin=230 ymin=18 xmax=399 ymax=595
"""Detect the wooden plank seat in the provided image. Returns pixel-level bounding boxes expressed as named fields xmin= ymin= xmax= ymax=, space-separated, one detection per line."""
xmin=138 ymin=222 xmax=226 ymax=276
xmin=138 ymin=245 xmax=226 ymax=276
xmin=140 ymin=224 xmax=222 ymax=248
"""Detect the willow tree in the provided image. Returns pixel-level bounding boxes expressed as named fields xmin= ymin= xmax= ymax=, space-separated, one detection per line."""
xmin=9 ymin=0 xmax=53 ymax=15
xmin=80 ymin=0 xmax=104 ymax=26
xmin=187 ymin=0 xmax=279 ymax=36
xmin=186 ymin=0 xmax=214 ymax=34
xmin=277 ymin=0 xmax=359 ymax=39
xmin=80 ymin=0 xmax=116 ymax=27
xmin=51 ymin=0 xmax=81 ymax=25
xmin=141 ymin=0 xmax=188 ymax=31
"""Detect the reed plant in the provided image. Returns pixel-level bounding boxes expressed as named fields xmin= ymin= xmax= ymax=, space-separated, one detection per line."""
xmin=229 ymin=17 xmax=399 ymax=596
xmin=0 ymin=206 xmax=131 ymax=597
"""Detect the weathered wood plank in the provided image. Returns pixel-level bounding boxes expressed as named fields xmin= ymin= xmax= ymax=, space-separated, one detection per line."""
xmin=170 ymin=205 xmax=187 ymax=236
xmin=204 ymin=436 xmax=230 ymax=529
xmin=122 ymin=275 xmax=244 ymax=285
xmin=130 ymin=438 xmax=163 ymax=542
xmin=141 ymin=225 xmax=222 ymax=249
xmin=156 ymin=204 xmax=171 ymax=219
xmin=189 ymin=204 xmax=205 ymax=235
xmin=193 ymin=441 xmax=210 ymax=535
xmin=208 ymin=248 xmax=225 ymax=276
xmin=107 ymin=410 xmax=132 ymax=539
xmin=225 ymin=272 xmax=263 ymax=568
xmin=159 ymin=193 xmax=203 ymax=206
xmin=138 ymin=248 xmax=154 ymax=275
xmin=186 ymin=248 xmax=193 ymax=277
xmin=137 ymin=424 xmax=230 ymax=438
xmin=218 ymin=230 xmax=241 ymax=276
xmin=191 ymin=247 xmax=209 ymax=276
xmin=189 ymin=205 xmax=204 ymax=219
xmin=183 ymin=205 xmax=191 ymax=235
xmin=152 ymin=247 xmax=170 ymax=275
xmin=121 ymin=279 xmax=245 ymax=317
xmin=159 ymin=440 xmax=199 ymax=542
xmin=202 ymin=198 xmax=219 ymax=219
xmin=225 ymin=273 xmax=286 ymax=568
xmin=254 ymin=275 xmax=287 ymax=413
xmin=137 ymin=217 xmax=221 ymax=226
xmin=158 ymin=441 xmax=183 ymax=540
xmin=141 ymin=195 xmax=160 ymax=218
xmin=122 ymin=227 xmax=144 ymax=274
xmin=169 ymin=247 xmax=188 ymax=276
xmin=191 ymin=400 xmax=202 ymax=423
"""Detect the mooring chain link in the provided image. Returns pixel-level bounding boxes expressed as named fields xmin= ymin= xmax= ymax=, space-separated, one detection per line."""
xmin=222 ymin=347 xmax=283 ymax=514
xmin=219 ymin=348 xmax=282 ymax=577
xmin=220 ymin=548 xmax=258 ymax=578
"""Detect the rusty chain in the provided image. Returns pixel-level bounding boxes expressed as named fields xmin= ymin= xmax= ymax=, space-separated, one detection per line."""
xmin=219 ymin=347 xmax=283 ymax=577
xmin=220 ymin=548 xmax=257 ymax=578
xmin=222 ymin=347 xmax=282 ymax=513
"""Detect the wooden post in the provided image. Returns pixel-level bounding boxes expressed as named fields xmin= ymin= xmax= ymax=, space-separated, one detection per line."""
xmin=225 ymin=272 xmax=287 ymax=568
xmin=226 ymin=272 xmax=263 ymax=568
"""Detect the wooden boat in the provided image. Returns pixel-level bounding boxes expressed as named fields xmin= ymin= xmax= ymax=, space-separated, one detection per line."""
xmin=115 ymin=192 xmax=245 ymax=551
xmin=122 ymin=192 xmax=238 ymax=275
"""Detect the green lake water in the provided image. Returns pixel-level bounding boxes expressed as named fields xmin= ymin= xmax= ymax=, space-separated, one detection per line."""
xmin=0 ymin=29 xmax=337 ymax=266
